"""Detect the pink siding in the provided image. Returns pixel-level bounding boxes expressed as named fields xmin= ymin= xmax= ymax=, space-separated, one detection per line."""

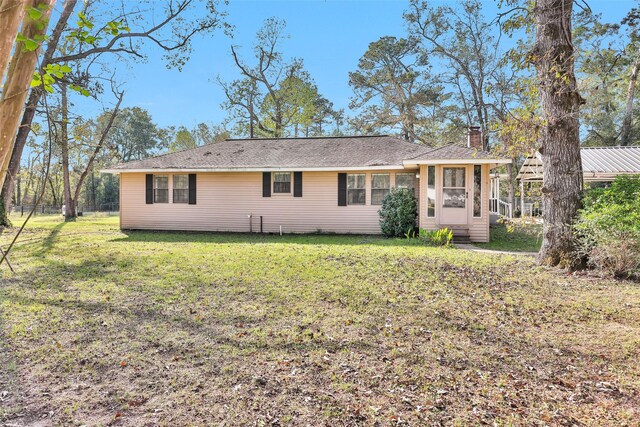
xmin=120 ymin=171 xmax=419 ymax=234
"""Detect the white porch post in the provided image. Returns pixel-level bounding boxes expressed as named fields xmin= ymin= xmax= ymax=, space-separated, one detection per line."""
xmin=520 ymin=179 xmax=525 ymax=217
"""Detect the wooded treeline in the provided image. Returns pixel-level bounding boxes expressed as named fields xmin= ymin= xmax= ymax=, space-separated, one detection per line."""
xmin=1 ymin=0 xmax=638 ymax=265
xmin=0 ymin=0 xmax=226 ymax=220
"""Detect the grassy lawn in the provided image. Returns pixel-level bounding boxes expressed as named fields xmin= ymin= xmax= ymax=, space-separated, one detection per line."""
xmin=475 ymin=223 xmax=543 ymax=253
xmin=1 ymin=215 xmax=639 ymax=426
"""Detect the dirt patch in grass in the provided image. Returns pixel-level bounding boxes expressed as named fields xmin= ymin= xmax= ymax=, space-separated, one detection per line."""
xmin=1 ymin=215 xmax=639 ymax=426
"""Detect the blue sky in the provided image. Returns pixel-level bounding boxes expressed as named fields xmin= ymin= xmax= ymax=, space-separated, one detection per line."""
xmin=109 ymin=0 xmax=634 ymax=130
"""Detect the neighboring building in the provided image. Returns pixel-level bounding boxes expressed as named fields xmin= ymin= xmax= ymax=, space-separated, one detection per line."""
xmin=516 ymin=146 xmax=640 ymax=216
xmin=103 ymin=128 xmax=510 ymax=242
xmin=517 ymin=146 xmax=640 ymax=182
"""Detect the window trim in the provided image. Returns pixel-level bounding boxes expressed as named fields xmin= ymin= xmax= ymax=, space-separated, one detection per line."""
xmin=442 ymin=166 xmax=466 ymax=209
xmin=347 ymin=173 xmax=366 ymax=205
xmin=153 ymin=174 xmax=169 ymax=204
xmin=473 ymin=165 xmax=482 ymax=218
xmin=272 ymin=171 xmax=292 ymax=194
xmin=371 ymin=173 xmax=390 ymax=206
xmin=426 ymin=166 xmax=436 ymax=218
xmin=172 ymin=174 xmax=189 ymax=204
xmin=395 ymin=172 xmax=416 ymax=190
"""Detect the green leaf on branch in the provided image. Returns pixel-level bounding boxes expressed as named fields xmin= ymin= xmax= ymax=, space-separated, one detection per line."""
xmin=77 ymin=11 xmax=94 ymax=29
xmin=69 ymin=84 xmax=91 ymax=97
xmin=106 ymin=20 xmax=130 ymax=36
xmin=27 ymin=7 xmax=43 ymax=20
xmin=30 ymin=64 xmax=74 ymax=94
xmin=17 ymin=33 xmax=39 ymax=52
xmin=30 ymin=72 xmax=42 ymax=87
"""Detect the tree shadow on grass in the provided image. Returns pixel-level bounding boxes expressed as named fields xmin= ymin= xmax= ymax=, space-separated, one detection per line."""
xmin=111 ymin=229 xmax=431 ymax=248
xmin=0 ymin=300 xmax=51 ymax=425
xmin=33 ymin=221 xmax=67 ymax=257
xmin=1 ymin=286 xmax=376 ymax=356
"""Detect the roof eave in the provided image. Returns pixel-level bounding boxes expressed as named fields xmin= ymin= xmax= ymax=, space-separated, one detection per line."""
xmin=101 ymin=165 xmax=416 ymax=174
xmin=402 ymin=158 xmax=512 ymax=167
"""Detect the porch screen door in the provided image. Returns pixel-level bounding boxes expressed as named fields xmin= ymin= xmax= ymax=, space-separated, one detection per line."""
xmin=441 ymin=166 xmax=468 ymax=225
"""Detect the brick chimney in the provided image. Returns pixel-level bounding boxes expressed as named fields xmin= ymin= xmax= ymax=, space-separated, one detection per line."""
xmin=467 ymin=126 xmax=483 ymax=150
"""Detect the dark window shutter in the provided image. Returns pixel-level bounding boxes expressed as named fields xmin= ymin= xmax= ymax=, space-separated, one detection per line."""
xmin=188 ymin=174 xmax=196 ymax=204
xmin=145 ymin=174 xmax=153 ymax=204
xmin=338 ymin=173 xmax=347 ymax=206
xmin=293 ymin=171 xmax=302 ymax=197
xmin=262 ymin=172 xmax=271 ymax=197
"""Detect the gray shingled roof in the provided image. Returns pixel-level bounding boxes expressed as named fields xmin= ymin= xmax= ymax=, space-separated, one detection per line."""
xmin=405 ymin=143 xmax=506 ymax=161
xmin=105 ymin=135 xmax=507 ymax=172
xmin=517 ymin=146 xmax=640 ymax=181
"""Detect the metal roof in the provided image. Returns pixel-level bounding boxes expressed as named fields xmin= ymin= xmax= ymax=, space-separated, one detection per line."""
xmin=517 ymin=146 xmax=640 ymax=181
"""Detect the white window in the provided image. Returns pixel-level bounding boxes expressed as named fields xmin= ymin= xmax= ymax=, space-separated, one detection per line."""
xmin=371 ymin=173 xmax=390 ymax=205
xmin=273 ymin=172 xmax=292 ymax=193
xmin=473 ymin=165 xmax=482 ymax=217
xmin=153 ymin=175 xmax=168 ymax=203
xmin=173 ymin=174 xmax=189 ymax=203
xmin=347 ymin=174 xmax=365 ymax=205
xmin=427 ymin=166 xmax=435 ymax=217
xmin=395 ymin=173 xmax=415 ymax=191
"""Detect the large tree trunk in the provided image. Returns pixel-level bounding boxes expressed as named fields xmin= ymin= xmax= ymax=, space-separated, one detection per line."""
xmin=1 ymin=0 xmax=77 ymax=214
xmin=620 ymin=46 xmax=640 ymax=146
xmin=0 ymin=0 xmax=55 ymax=192
xmin=0 ymin=0 xmax=26 ymax=80
xmin=534 ymin=0 xmax=584 ymax=267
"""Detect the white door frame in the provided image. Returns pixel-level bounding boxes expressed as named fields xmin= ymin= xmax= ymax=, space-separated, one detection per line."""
xmin=440 ymin=165 xmax=470 ymax=226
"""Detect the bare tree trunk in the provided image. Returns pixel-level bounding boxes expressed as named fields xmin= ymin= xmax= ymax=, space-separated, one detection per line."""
xmin=274 ymin=109 xmax=283 ymax=137
xmin=1 ymin=0 xmax=76 ymax=212
xmin=89 ymin=167 xmax=95 ymax=210
xmin=534 ymin=0 xmax=584 ymax=267
xmin=47 ymin=175 xmax=58 ymax=206
xmin=22 ymin=156 xmax=33 ymax=205
xmin=72 ymin=91 xmax=123 ymax=207
xmin=0 ymin=0 xmax=55 ymax=191
xmin=15 ymin=167 xmax=20 ymax=204
xmin=1 ymin=88 xmax=39 ymax=211
xmin=620 ymin=47 xmax=640 ymax=146
xmin=60 ymin=83 xmax=75 ymax=220
xmin=248 ymin=92 xmax=255 ymax=138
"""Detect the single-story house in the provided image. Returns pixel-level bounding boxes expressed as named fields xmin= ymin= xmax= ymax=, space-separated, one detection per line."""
xmin=103 ymin=128 xmax=510 ymax=242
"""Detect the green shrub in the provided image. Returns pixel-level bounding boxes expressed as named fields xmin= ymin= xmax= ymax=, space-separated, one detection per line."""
xmin=419 ymin=227 xmax=453 ymax=246
xmin=575 ymin=175 xmax=640 ymax=277
xmin=378 ymin=188 xmax=417 ymax=237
